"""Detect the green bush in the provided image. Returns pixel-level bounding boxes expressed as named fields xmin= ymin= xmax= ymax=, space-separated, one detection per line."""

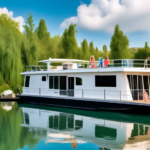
xmin=0 ymin=84 xmax=12 ymax=95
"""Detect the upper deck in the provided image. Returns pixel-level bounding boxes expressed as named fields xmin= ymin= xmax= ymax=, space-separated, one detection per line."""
xmin=21 ymin=58 xmax=150 ymax=75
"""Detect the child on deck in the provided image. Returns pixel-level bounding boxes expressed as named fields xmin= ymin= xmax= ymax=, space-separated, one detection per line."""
xmin=99 ymin=57 xmax=103 ymax=67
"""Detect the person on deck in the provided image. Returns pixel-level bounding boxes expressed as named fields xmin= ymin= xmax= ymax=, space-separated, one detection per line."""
xmin=89 ymin=55 xmax=96 ymax=68
xmin=103 ymin=55 xmax=109 ymax=67
xmin=99 ymin=57 xmax=103 ymax=67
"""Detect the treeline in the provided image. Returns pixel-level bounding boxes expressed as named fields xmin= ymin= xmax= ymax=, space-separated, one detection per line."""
xmin=0 ymin=14 xmax=150 ymax=91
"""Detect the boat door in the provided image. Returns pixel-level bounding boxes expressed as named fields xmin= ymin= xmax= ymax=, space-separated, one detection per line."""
xmin=68 ymin=77 xmax=74 ymax=96
xmin=40 ymin=75 xmax=48 ymax=94
xmin=60 ymin=76 xmax=67 ymax=96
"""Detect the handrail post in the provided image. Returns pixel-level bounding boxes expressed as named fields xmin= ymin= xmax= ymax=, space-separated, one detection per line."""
xmin=138 ymin=89 xmax=139 ymax=101
xmin=104 ymin=89 xmax=105 ymax=100
xmin=39 ymin=88 xmax=41 ymax=95
xmin=82 ymin=89 xmax=84 ymax=98
xmin=120 ymin=90 xmax=121 ymax=101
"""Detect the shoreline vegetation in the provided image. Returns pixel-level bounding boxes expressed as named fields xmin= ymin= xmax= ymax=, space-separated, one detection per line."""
xmin=0 ymin=13 xmax=150 ymax=93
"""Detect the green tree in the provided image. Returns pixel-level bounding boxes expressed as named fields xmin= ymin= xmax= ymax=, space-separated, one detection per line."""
xmin=62 ymin=24 xmax=78 ymax=58
xmin=134 ymin=42 xmax=150 ymax=59
xmin=109 ymin=24 xmax=130 ymax=59
xmin=37 ymin=19 xmax=50 ymax=40
xmin=89 ymin=41 xmax=95 ymax=55
xmin=0 ymin=14 xmax=23 ymax=91
xmin=145 ymin=42 xmax=149 ymax=49
xmin=81 ymin=39 xmax=90 ymax=60
xmin=103 ymin=45 xmax=108 ymax=57
xmin=23 ymin=14 xmax=38 ymax=65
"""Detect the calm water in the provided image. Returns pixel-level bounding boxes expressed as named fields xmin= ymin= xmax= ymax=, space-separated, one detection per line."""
xmin=1 ymin=102 xmax=150 ymax=150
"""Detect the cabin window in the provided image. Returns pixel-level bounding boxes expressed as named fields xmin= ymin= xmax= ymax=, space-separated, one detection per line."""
xmin=54 ymin=76 xmax=59 ymax=89
xmin=95 ymin=75 xmax=116 ymax=87
xmin=25 ymin=76 xmax=30 ymax=87
xmin=49 ymin=76 xmax=53 ymax=89
xmin=49 ymin=76 xmax=59 ymax=89
xmin=42 ymin=76 xmax=46 ymax=81
xmin=76 ymin=77 xmax=82 ymax=85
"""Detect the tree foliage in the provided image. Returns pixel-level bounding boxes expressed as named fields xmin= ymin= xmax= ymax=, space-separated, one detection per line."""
xmin=0 ymin=15 xmax=23 ymax=91
xmin=103 ymin=45 xmax=108 ymax=57
xmin=134 ymin=42 xmax=150 ymax=59
xmin=0 ymin=14 xmax=149 ymax=91
xmin=81 ymin=39 xmax=89 ymax=60
xmin=37 ymin=19 xmax=50 ymax=40
xmin=109 ymin=24 xmax=130 ymax=59
xmin=62 ymin=24 xmax=78 ymax=58
xmin=23 ymin=14 xmax=39 ymax=65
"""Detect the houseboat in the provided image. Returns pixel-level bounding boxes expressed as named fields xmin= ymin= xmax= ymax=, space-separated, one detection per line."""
xmin=17 ymin=58 xmax=150 ymax=113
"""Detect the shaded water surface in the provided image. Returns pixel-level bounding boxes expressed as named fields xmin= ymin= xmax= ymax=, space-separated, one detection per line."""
xmin=1 ymin=102 xmax=150 ymax=150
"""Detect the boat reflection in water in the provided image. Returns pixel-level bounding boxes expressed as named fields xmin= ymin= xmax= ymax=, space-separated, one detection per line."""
xmin=21 ymin=104 xmax=150 ymax=150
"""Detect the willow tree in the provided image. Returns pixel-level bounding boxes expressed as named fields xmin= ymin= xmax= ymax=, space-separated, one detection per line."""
xmin=0 ymin=14 xmax=23 ymax=90
xmin=109 ymin=24 xmax=130 ymax=59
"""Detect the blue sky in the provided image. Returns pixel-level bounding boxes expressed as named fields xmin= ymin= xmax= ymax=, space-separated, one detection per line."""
xmin=0 ymin=0 xmax=150 ymax=50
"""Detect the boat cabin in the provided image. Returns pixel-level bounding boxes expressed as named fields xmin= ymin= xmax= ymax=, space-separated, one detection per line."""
xmin=21 ymin=58 xmax=150 ymax=101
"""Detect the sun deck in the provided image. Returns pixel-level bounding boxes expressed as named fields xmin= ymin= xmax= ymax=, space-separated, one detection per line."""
xmin=24 ymin=58 xmax=150 ymax=73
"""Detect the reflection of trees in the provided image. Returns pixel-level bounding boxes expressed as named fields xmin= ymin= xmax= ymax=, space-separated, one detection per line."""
xmin=0 ymin=102 xmax=38 ymax=150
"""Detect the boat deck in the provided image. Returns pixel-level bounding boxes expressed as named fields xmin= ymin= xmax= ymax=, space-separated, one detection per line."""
xmin=132 ymin=100 xmax=150 ymax=103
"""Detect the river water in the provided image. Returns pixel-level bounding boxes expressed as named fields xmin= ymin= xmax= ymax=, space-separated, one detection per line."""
xmin=1 ymin=102 xmax=150 ymax=150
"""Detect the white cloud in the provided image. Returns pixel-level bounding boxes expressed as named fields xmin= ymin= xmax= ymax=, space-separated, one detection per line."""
xmin=60 ymin=0 xmax=150 ymax=33
xmin=0 ymin=7 xmax=25 ymax=32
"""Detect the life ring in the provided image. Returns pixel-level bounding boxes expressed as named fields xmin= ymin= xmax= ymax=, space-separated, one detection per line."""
xmin=143 ymin=91 xmax=149 ymax=102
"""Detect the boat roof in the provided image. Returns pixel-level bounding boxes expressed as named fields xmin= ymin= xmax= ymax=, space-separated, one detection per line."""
xmin=38 ymin=58 xmax=89 ymax=63
xmin=21 ymin=67 xmax=150 ymax=75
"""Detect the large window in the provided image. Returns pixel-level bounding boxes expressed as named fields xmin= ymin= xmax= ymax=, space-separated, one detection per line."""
xmin=49 ymin=76 xmax=59 ymax=89
xmin=76 ymin=77 xmax=82 ymax=85
xmin=25 ymin=76 xmax=30 ymax=87
xmin=95 ymin=75 xmax=116 ymax=87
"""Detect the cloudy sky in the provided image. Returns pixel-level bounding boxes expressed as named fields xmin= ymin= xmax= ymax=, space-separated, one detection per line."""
xmin=0 ymin=0 xmax=150 ymax=49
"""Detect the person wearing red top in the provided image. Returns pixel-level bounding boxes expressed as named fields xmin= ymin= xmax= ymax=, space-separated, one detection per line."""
xmin=103 ymin=55 xmax=109 ymax=67
xmin=89 ymin=55 xmax=95 ymax=68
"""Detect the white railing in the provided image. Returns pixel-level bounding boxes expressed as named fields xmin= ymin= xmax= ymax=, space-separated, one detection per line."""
xmin=23 ymin=88 xmax=150 ymax=101
xmin=25 ymin=59 xmax=150 ymax=71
